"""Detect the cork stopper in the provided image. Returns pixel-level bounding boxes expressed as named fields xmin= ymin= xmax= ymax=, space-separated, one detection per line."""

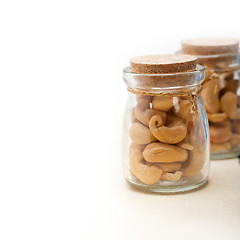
xmin=182 ymin=38 xmax=239 ymax=55
xmin=130 ymin=54 xmax=197 ymax=74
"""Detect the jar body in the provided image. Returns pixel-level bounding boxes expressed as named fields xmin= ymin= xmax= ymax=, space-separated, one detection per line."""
xmin=199 ymin=55 xmax=240 ymax=159
xmin=122 ymin=90 xmax=210 ymax=193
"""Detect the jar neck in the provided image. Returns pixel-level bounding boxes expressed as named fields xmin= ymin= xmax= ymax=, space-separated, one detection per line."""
xmin=181 ymin=51 xmax=240 ymax=72
xmin=123 ymin=65 xmax=205 ymax=93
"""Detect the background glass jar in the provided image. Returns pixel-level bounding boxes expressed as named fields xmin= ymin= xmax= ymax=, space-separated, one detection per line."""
xmin=180 ymin=38 xmax=240 ymax=159
xmin=122 ymin=63 xmax=210 ymax=193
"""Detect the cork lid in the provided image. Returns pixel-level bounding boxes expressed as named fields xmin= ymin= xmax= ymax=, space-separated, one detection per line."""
xmin=182 ymin=38 xmax=239 ymax=55
xmin=130 ymin=54 xmax=197 ymax=74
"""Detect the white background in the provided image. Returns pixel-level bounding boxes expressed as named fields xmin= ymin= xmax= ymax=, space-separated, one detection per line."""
xmin=0 ymin=0 xmax=240 ymax=239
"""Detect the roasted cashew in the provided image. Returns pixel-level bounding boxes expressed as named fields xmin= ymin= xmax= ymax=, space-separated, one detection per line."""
xmin=160 ymin=171 xmax=182 ymax=181
xmin=220 ymin=92 xmax=240 ymax=119
xmin=176 ymin=136 xmax=193 ymax=150
xmin=144 ymin=161 xmax=182 ymax=172
xmin=143 ymin=142 xmax=188 ymax=163
xmin=230 ymin=133 xmax=240 ymax=146
xmin=129 ymin=122 xmax=157 ymax=144
xmin=201 ymin=79 xmax=220 ymax=113
xmin=136 ymin=95 xmax=152 ymax=105
xmin=211 ymin=142 xmax=231 ymax=152
xmin=134 ymin=99 xmax=166 ymax=126
xmin=129 ymin=146 xmax=162 ymax=185
xmin=149 ymin=114 xmax=187 ymax=144
xmin=207 ymin=112 xmax=227 ymax=123
xmin=232 ymin=120 xmax=240 ymax=134
xmin=209 ymin=123 xmax=232 ymax=143
xmin=172 ymin=98 xmax=192 ymax=120
xmin=181 ymin=147 xmax=205 ymax=177
xmin=222 ymin=75 xmax=238 ymax=94
xmin=213 ymin=119 xmax=231 ymax=128
xmin=129 ymin=142 xmax=146 ymax=153
xmin=186 ymin=119 xmax=195 ymax=136
xmin=131 ymin=109 xmax=138 ymax=123
xmin=152 ymin=96 xmax=174 ymax=111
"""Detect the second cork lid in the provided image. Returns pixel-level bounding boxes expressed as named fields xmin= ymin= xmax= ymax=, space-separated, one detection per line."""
xmin=130 ymin=54 xmax=197 ymax=74
xmin=181 ymin=37 xmax=239 ymax=55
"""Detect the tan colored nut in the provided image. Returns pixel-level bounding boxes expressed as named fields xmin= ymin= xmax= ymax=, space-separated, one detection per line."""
xmin=129 ymin=142 xmax=146 ymax=153
xmin=152 ymin=96 xmax=174 ymax=111
xmin=220 ymin=92 xmax=240 ymax=119
xmin=161 ymin=171 xmax=182 ymax=181
xmin=181 ymin=147 xmax=205 ymax=177
xmin=134 ymin=99 xmax=166 ymax=126
xmin=230 ymin=133 xmax=240 ymax=146
xmin=218 ymin=73 xmax=228 ymax=90
xmin=144 ymin=161 xmax=182 ymax=172
xmin=131 ymin=109 xmax=138 ymax=123
xmin=210 ymin=142 xmax=231 ymax=152
xmin=186 ymin=119 xmax=195 ymax=136
xmin=172 ymin=98 xmax=192 ymax=120
xmin=143 ymin=142 xmax=188 ymax=163
xmin=213 ymin=119 xmax=231 ymax=128
xmin=129 ymin=122 xmax=157 ymax=144
xmin=207 ymin=112 xmax=227 ymax=123
xmin=209 ymin=123 xmax=232 ymax=143
xmin=176 ymin=137 xmax=194 ymax=150
xmin=149 ymin=114 xmax=187 ymax=144
xmin=201 ymin=79 xmax=220 ymax=113
xmin=136 ymin=95 xmax=152 ymax=105
xmin=129 ymin=146 xmax=162 ymax=185
xmin=222 ymin=75 xmax=238 ymax=94
xmin=232 ymin=119 xmax=240 ymax=134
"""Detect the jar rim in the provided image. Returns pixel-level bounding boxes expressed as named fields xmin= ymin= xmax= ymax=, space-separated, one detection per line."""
xmin=123 ymin=64 xmax=205 ymax=92
xmin=177 ymin=50 xmax=240 ymax=59
xmin=177 ymin=50 xmax=240 ymax=70
xmin=123 ymin=64 xmax=205 ymax=77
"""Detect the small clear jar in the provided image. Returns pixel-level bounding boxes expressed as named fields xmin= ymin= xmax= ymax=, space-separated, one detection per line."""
xmin=122 ymin=55 xmax=210 ymax=193
xmin=181 ymin=38 xmax=240 ymax=159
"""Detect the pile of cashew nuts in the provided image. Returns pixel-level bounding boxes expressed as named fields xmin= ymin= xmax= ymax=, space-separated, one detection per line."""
xmin=128 ymin=94 xmax=205 ymax=185
xmin=202 ymin=70 xmax=240 ymax=152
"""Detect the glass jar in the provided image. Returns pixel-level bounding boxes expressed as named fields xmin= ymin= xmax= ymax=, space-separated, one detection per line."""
xmin=122 ymin=54 xmax=210 ymax=193
xmin=181 ymin=38 xmax=240 ymax=159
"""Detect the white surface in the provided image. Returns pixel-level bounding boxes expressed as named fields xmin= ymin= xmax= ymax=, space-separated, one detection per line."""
xmin=0 ymin=0 xmax=240 ymax=239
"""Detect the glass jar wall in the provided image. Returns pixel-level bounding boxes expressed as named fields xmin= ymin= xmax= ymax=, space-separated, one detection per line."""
xmin=122 ymin=55 xmax=210 ymax=193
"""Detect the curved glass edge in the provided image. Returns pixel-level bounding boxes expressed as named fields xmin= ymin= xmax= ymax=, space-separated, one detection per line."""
xmin=122 ymin=64 xmax=205 ymax=91
xmin=176 ymin=50 xmax=240 ymax=71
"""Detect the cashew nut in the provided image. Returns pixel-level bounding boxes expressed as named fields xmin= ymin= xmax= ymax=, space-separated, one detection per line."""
xmin=143 ymin=142 xmax=188 ymax=163
xmin=129 ymin=122 xmax=157 ymax=144
xmin=144 ymin=161 xmax=182 ymax=172
xmin=129 ymin=146 xmax=162 ymax=185
xmin=181 ymin=147 xmax=205 ymax=177
xmin=211 ymin=142 xmax=231 ymax=152
xmin=136 ymin=95 xmax=152 ymax=105
xmin=207 ymin=112 xmax=227 ymax=123
xmin=201 ymin=79 xmax=220 ymax=113
xmin=176 ymin=136 xmax=194 ymax=150
xmin=172 ymin=98 xmax=192 ymax=120
xmin=209 ymin=123 xmax=232 ymax=143
xmin=220 ymin=92 xmax=240 ymax=119
xmin=149 ymin=114 xmax=187 ymax=144
xmin=160 ymin=171 xmax=182 ymax=181
xmin=134 ymin=99 xmax=166 ymax=126
xmin=186 ymin=119 xmax=195 ymax=136
xmin=230 ymin=133 xmax=240 ymax=146
xmin=232 ymin=119 xmax=240 ymax=134
xmin=131 ymin=108 xmax=138 ymax=123
xmin=129 ymin=142 xmax=146 ymax=153
xmin=222 ymin=75 xmax=238 ymax=94
xmin=152 ymin=96 xmax=174 ymax=111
